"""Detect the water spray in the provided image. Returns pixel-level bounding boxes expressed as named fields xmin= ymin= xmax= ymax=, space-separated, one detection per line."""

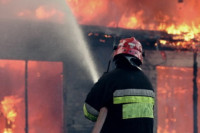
xmin=65 ymin=2 xmax=99 ymax=83
xmin=76 ymin=37 xmax=100 ymax=83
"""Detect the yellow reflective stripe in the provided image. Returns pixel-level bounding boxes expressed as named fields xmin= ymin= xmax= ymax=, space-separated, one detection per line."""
xmin=84 ymin=103 xmax=99 ymax=116
xmin=83 ymin=104 xmax=97 ymax=122
xmin=123 ymin=103 xmax=154 ymax=119
xmin=113 ymin=96 xmax=154 ymax=104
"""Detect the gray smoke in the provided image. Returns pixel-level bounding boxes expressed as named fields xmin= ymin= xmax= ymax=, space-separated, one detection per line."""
xmin=0 ymin=0 xmax=99 ymax=82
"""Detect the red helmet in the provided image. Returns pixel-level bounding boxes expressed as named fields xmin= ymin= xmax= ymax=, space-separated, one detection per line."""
xmin=113 ymin=37 xmax=143 ymax=65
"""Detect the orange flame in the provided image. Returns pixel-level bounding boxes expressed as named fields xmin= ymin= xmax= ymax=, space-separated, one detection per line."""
xmin=1 ymin=96 xmax=22 ymax=133
xmin=117 ymin=11 xmax=144 ymax=29
xmin=66 ymin=0 xmax=200 ymax=49
xmin=66 ymin=1 xmax=200 ymax=28
xmin=66 ymin=0 xmax=108 ymax=25
xmin=158 ymin=22 xmax=200 ymax=50
xmin=2 ymin=0 xmax=198 ymax=49
xmin=157 ymin=66 xmax=194 ymax=133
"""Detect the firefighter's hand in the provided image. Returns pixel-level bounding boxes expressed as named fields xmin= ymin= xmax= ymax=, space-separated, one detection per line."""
xmin=91 ymin=107 xmax=108 ymax=133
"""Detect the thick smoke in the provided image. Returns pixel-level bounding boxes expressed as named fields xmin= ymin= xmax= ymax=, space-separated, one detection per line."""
xmin=0 ymin=0 xmax=100 ymax=133
xmin=0 ymin=0 xmax=99 ymax=81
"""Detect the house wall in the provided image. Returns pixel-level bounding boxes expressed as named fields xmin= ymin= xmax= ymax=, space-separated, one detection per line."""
xmin=1 ymin=20 xmax=200 ymax=133
xmin=64 ymin=50 xmax=200 ymax=133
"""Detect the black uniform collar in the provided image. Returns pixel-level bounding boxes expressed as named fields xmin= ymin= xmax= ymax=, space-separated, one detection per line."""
xmin=115 ymin=59 xmax=141 ymax=71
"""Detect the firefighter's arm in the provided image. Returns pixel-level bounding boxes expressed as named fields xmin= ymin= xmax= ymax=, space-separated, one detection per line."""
xmin=92 ymin=107 xmax=108 ymax=133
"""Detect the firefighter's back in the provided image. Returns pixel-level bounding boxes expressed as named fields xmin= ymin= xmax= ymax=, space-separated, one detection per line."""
xmin=84 ymin=37 xmax=155 ymax=133
xmin=101 ymin=66 xmax=154 ymax=133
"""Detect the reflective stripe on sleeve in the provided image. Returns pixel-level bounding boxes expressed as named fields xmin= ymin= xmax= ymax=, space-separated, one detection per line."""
xmin=83 ymin=103 xmax=99 ymax=122
xmin=113 ymin=96 xmax=154 ymax=104
xmin=114 ymin=89 xmax=155 ymax=98
xmin=123 ymin=103 xmax=154 ymax=119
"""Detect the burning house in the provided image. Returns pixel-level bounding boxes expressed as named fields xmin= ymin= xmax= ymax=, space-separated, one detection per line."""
xmin=0 ymin=0 xmax=200 ymax=133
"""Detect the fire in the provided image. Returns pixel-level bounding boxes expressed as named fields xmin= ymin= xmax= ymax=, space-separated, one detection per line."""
xmin=158 ymin=22 xmax=200 ymax=50
xmin=2 ymin=0 xmax=200 ymax=43
xmin=66 ymin=0 xmax=200 ymax=49
xmin=117 ymin=11 xmax=144 ymax=29
xmin=166 ymin=23 xmax=200 ymax=41
xmin=1 ymin=96 xmax=22 ymax=133
xmin=157 ymin=66 xmax=194 ymax=133
xmin=66 ymin=0 xmax=108 ymax=25
xmin=66 ymin=0 xmax=200 ymax=28
xmin=2 ymin=0 xmax=200 ymax=48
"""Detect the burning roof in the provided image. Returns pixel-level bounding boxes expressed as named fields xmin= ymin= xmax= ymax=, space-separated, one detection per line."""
xmin=0 ymin=0 xmax=200 ymax=50
xmin=67 ymin=0 xmax=200 ymax=50
xmin=67 ymin=0 xmax=200 ymax=29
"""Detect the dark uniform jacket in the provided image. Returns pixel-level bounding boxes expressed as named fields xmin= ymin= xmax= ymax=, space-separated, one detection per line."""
xmin=83 ymin=62 xmax=155 ymax=133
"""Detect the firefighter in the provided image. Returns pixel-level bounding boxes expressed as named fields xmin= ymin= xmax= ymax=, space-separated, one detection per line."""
xmin=83 ymin=37 xmax=155 ymax=133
